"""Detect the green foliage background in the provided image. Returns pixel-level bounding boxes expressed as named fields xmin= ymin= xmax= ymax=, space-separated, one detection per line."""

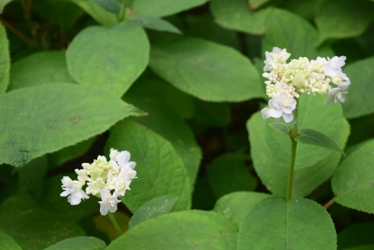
xmin=0 ymin=0 xmax=374 ymax=249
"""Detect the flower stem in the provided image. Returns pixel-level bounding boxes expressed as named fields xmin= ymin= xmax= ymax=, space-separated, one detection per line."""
xmin=287 ymin=136 xmax=298 ymax=200
xmin=287 ymin=106 xmax=299 ymax=200
xmin=118 ymin=0 xmax=134 ymax=22
xmin=108 ymin=212 xmax=123 ymax=236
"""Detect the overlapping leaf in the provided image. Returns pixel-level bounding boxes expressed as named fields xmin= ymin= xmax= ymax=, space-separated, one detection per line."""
xmin=315 ymin=0 xmax=374 ymax=45
xmin=207 ymin=153 xmax=257 ymax=198
xmin=332 ymin=139 xmax=374 ymax=214
xmin=9 ymin=51 xmax=74 ymax=90
xmin=247 ymin=94 xmax=349 ymax=197
xmin=0 ymin=83 xmax=143 ymax=167
xmin=125 ymin=79 xmax=202 ymax=187
xmin=105 ymin=119 xmax=191 ymax=212
xmin=210 ymin=0 xmax=272 ymax=35
xmin=238 ymin=197 xmax=336 ymax=249
xmin=107 ymin=210 xmax=238 ymax=249
xmin=150 ymin=36 xmax=263 ymax=102
xmin=66 ymin=22 xmax=149 ymax=97
xmin=44 ymin=236 xmax=106 ymax=250
xmin=262 ymin=8 xmax=333 ymax=58
xmin=342 ymin=57 xmax=374 ymax=119
xmin=213 ymin=191 xmax=269 ymax=226
xmin=0 ymin=22 xmax=9 ymax=93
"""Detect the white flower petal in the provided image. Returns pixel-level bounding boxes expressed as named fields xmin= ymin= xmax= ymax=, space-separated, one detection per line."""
xmin=282 ymin=113 xmax=294 ymax=123
xmin=268 ymin=108 xmax=283 ymax=118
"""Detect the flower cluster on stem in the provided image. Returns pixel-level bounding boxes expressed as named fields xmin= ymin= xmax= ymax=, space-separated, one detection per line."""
xmin=261 ymin=47 xmax=350 ymax=123
xmin=60 ymin=148 xmax=137 ymax=216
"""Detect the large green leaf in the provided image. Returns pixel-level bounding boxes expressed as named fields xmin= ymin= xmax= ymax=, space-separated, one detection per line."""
xmin=66 ymin=22 xmax=149 ymax=97
xmin=149 ymin=36 xmax=264 ymax=102
xmin=342 ymin=57 xmax=374 ymax=119
xmin=0 ymin=83 xmax=143 ymax=167
xmin=247 ymin=94 xmax=350 ymax=197
xmin=107 ymin=210 xmax=238 ymax=250
xmin=128 ymin=195 xmax=179 ymax=229
xmin=213 ymin=191 xmax=269 ymax=227
xmin=262 ymin=8 xmax=333 ymax=58
xmin=105 ymin=119 xmax=191 ymax=212
xmin=210 ymin=0 xmax=272 ymax=35
xmin=315 ymin=0 xmax=374 ymax=45
xmin=266 ymin=94 xmax=346 ymax=169
xmin=125 ymin=79 xmax=202 ymax=188
xmin=9 ymin=51 xmax=74 ymax=90
xmin=238 ymin=197 xmax=336 ymax=249
xmin=0 ymin=231 xmax=22 ymax=250
xmin=0 ymin=22 xmax=10 ymax=93
xmin=207 ymin=153 xmax=257 ymax=198
xmin=133 ymin=0 xmax=208 ymax=17
xmin=332 ymin=139 xmax=374 ymax=213
xmin=69 ymin=0 xmax=117 ymax=26
xmin=44 ymin=236 xmax=106 ymax=250
xmin=0 ymin=205 xmax=85 ymax=250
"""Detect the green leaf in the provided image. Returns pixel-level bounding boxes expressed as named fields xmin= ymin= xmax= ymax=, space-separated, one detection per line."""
xmin=0 ymin=22 xmax=10 ymax=93
xmin=16 ymin=156 xmax=47 ymax=199
xmin=69 ymin=0 xmax=117 ymax=26
xmin=107 ymin=210 xmax=238 ymax=250
xmin=48 ymin=137 xmax=96 ymax=168
xmin=207 ymin=153 xmax=257 ymax=198
xmin=268 ymin=122 xmax=293 ymax=136
xmin=0 ymin=231 xmax=22 ymax=250
xmin=210 ymin=0 xmax=272 ymax=35
xmin=315 ymin=0 xmax=374 ymax=45
xmin=332 ymin=139 xmax=374 ymax=214
xmin=213 ymin=191 xmax=270 ymax=227
xmin=128 ymin=73 xmax=195 ymax=119
xmin=337 ymin=222 xmax=374 ymax=250
xmin=0 ymin=206 xmax=85 ymax=250
xmin=0 ymin=83 xmax=144 ymax=167
xmin=128 ymin=195 xmax=179 ymax=229
xmin=131 ymin=15 xmax=181 ymax=34
xmin=41 ymin=175 xmax=99 ymax=223
xmin=262 ymin=8 xmax=333 ymax=58
xmin=295 ymin=128 xmax=345 ymax=155
xmin=150 ymin=36 xmax=263 ymax=102
xmin=90 ymin=0 xmax=121 ymax=14
xmin=342 ymin=57 xmax=374 ymax=119
xmin=105 ymin=119 xmax=191 ymax=212
xmin=44 ymin=236 xmax=106 ymax=250
xmin=9 ymin=51 xmax=74 ymax=91
xmin=266 ymin=94 xmax=347 ymax=169
xmin=237 ymin=197 xmax=337 ymax=249
xmin=66 ymin=23 xmax=149 ymax=97
xmin=125 ymin=79 xmax=202 ymax=188
xmin=133 ymin=0 xmax=208 ymax=17
xmin=247 ymin=94 xmax=350 ymax=197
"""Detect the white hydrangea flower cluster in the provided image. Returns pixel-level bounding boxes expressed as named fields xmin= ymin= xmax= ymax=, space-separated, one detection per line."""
xmin=60 ymin=148 xmax=137 ymax=216
xmin=261 ymin=47 xmax=350 ymax=123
